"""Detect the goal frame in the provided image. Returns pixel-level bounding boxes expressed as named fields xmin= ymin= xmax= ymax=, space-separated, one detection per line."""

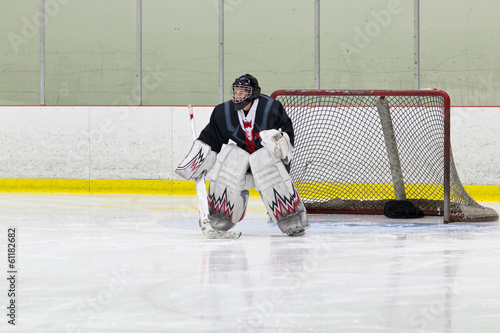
xmin=270 ymin=89 xmax=453 ymax=222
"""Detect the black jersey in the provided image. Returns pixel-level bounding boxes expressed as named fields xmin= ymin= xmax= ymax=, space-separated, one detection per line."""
xmin=198 ymin=94 xmax=294 ymax=154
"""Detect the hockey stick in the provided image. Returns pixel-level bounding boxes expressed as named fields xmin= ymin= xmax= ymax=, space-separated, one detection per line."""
xmin=187 ymin=105 xmax=241 ymax=239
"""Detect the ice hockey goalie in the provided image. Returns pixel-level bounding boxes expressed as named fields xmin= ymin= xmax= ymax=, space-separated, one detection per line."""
xmin=176 ymin=74 xmax=309 ymax=236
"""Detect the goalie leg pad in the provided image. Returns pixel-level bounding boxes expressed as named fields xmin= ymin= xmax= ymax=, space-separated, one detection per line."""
xmin=208 ymin=144 xmax=250 ymax=231
xmin=249 ymin=148 xmax=309 ymax=235
xmin=175 ymin=140 xmax=217 ymax=181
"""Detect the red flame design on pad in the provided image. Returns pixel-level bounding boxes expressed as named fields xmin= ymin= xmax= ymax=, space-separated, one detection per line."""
xmin=176 ymin=149 xmax=205 ymax=172
xmin=269 ymin=188 xmax=301 ymax=221
xmin=208 ymin=188 xmax=234 ymax=220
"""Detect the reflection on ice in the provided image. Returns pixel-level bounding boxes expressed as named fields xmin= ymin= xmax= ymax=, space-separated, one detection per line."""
xmin=0 ymin=194 xmax=498 ymax=332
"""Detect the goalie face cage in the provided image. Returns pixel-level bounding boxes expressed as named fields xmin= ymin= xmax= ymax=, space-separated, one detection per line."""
xmin=270 ymin=89 xmax=498 ymax=223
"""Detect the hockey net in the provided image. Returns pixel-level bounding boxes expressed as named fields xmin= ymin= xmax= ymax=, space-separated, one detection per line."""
xmin=270 ymin=89 xmax=498 ymax=223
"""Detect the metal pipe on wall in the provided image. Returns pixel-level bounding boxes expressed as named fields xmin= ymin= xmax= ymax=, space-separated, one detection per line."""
xmin=137 ymin=0 xmax=142 ymax=105
xmin=414 ymin=0 xmax=420 ymax=90
xmin=314 ymin=0 xmax=320 ymax=89
xmin=40 ymin=0 xmax=45 ymax=105
xmin=218 ymin=0 xmax=224 ymax=103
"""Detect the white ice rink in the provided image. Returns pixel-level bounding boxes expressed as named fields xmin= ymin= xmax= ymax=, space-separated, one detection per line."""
xmin=1 ymin=193 xmax=499 ymax=333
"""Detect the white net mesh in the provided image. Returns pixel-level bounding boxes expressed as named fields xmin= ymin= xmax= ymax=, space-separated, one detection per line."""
xmin=272 ymin=90 xmax=498 ymax=222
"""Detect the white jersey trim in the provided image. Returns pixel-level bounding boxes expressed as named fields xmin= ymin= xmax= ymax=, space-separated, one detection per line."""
xmin=237 ymin=99 xmax=259 ymax=141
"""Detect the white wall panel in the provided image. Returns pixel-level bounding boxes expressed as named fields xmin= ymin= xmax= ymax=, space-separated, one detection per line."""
xmin=0 ymin=106 xmax=498 ymax=186
xmin=0 ymin=106 xmax=90 ymax=178
xmin=89 ymin=106 xmax=173 ymax=180
xmin=450 ymin=107 xmax=500 ymax=185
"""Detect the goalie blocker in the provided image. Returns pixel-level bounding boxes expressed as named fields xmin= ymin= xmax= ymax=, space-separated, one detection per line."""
xmin=175 ymin=140 xmax=216 ymax=181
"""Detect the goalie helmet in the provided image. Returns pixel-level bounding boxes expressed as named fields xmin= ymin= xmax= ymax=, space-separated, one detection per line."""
xmin=232 ymin=74 xmax=261 ymax=111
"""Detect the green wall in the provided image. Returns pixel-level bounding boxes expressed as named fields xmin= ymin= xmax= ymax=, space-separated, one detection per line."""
xmin=1 ymin=0 xmax=499 ymax=106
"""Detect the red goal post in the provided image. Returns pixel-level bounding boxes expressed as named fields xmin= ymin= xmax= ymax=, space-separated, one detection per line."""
xmin=270 ymin=89 xmax=498 ymax=223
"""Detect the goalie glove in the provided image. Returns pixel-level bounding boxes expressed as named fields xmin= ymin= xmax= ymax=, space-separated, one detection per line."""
xmin=175 ymin=140 xmax=217 ymax=180
xmin=259 ymin=129 xmax=292 ymax=160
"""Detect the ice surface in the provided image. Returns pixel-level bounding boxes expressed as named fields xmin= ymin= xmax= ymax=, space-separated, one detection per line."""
xmin=0 ymin=193 xmax=499 ymax=332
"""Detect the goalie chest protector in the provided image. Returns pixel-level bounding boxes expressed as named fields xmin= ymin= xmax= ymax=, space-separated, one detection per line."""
xmin=198 ymin=95 xmax=294 ymax=154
